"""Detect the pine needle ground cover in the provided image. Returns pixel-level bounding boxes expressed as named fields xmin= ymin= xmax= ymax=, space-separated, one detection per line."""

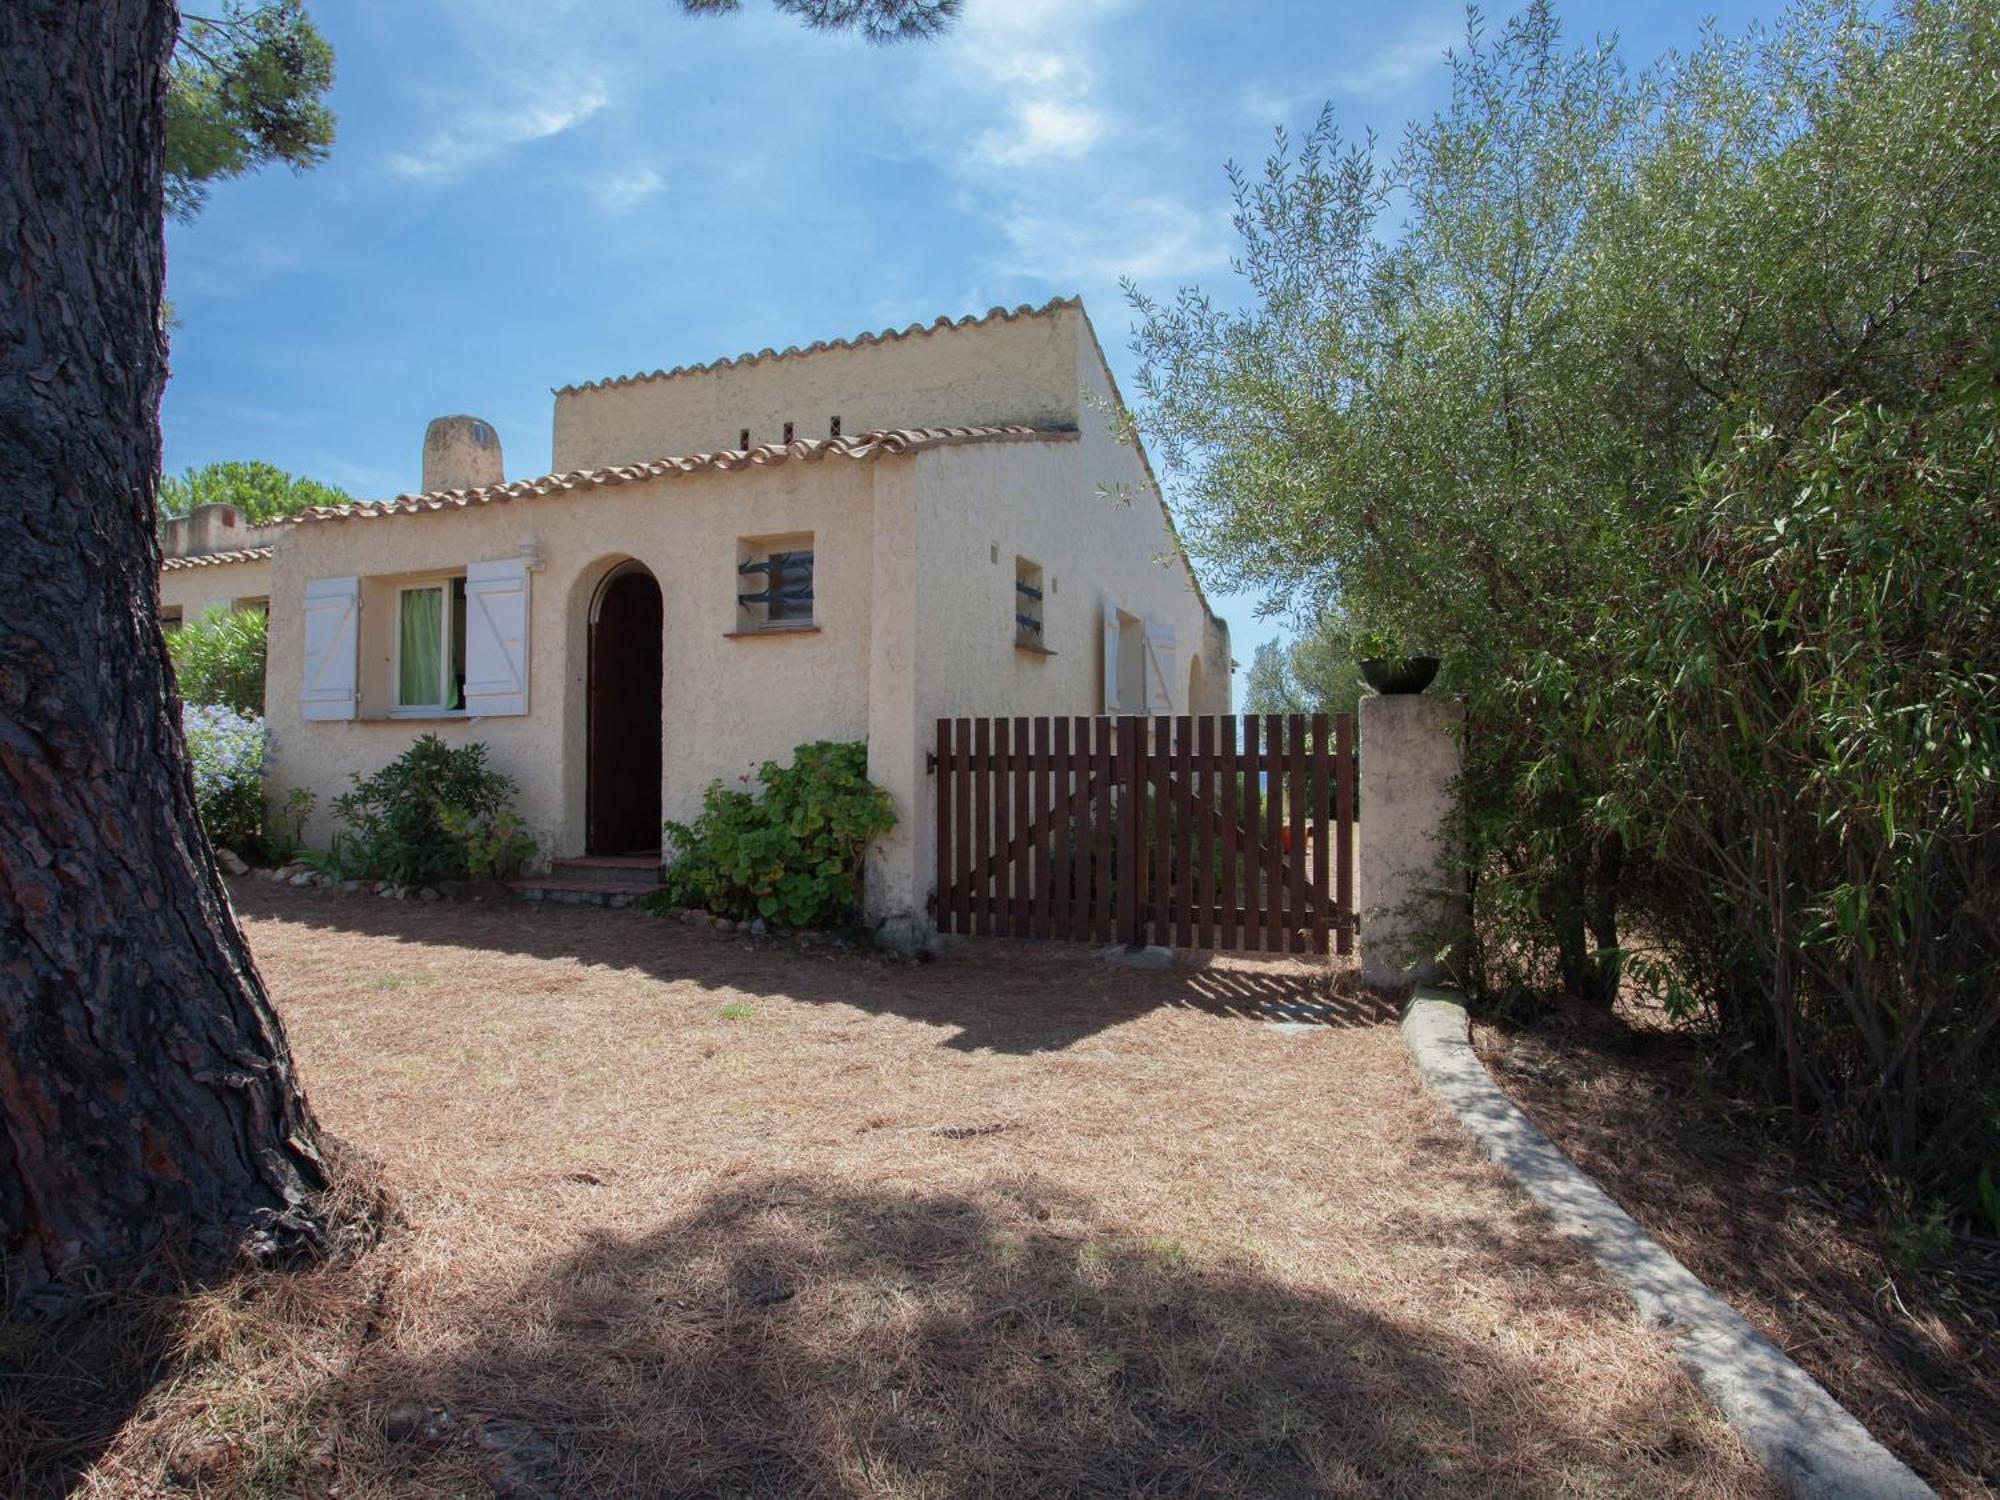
xmin=11 ymin=883 xmax=1770 ymax=1499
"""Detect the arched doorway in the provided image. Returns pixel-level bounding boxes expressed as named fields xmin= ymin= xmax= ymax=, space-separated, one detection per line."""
xmin=586 ymin=562 xmax=663 ymax=855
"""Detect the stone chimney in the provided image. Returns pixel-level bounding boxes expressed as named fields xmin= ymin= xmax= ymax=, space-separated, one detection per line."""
xmin=421 ymin=415 xmax=504 ymax=494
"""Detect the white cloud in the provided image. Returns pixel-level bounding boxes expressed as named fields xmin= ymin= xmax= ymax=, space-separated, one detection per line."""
xmin=1334 ymin=17 xmax=1460 ymax=98
xmin=1239 ymin=13 xmax=1460 ymax=125
xmin=991 ymin=193 xmax=1233 ymax=290
xmin=591 ymin=164 xmax=664 ymax=213
xmin=942 ymin=0 xmax=1124 ymax=168
xmin=975 ymin=100 xmax=1107 ymax=168
xmin=387 ymin=78 xmax=612 ymax=181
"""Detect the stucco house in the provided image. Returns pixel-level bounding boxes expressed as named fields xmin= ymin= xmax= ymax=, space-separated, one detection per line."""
xmin=158 ymin=297 xmax=1229 ymax=940
xmin=157 ymin=503 xmax=279 ymax=627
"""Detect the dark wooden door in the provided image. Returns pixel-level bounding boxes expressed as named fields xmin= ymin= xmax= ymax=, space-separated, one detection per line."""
xmin=587 ymin=567 xmax=663 ymax=855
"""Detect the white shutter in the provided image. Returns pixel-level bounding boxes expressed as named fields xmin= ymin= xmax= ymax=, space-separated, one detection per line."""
xmin=1101 ymin=595 xmax=1122 ymax=714
xmin=463 ymin=558 xmax=531 ymax=716
xmin=300 ymin=576 xmax=360 ymax=721
xmin=1143 ymin=621 xmax=1177 ymax=714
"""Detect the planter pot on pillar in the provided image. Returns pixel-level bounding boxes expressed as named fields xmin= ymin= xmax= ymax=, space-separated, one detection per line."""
xmin=1358 ymin=694 xmax=1466 ymax=991
xmin=1358 ymin=657 xmax=1440 ymax=695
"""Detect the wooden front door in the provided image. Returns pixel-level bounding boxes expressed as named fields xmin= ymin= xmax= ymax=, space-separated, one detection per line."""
xmin=587 ymin=566 xmax=663 ymax=855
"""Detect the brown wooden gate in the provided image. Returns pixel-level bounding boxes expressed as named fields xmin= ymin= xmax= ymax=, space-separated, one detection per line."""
xmin=932 ymin=713 xmax=1353 ymax=955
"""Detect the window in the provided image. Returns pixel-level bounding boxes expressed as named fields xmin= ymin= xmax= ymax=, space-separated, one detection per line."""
xmin=1014 ymin=556 xmax=1045 ymax=649
xmin=395 ymin=576 xmax=467 ymax=711
xmin=735 ymin=536 xmax=815 ymax=631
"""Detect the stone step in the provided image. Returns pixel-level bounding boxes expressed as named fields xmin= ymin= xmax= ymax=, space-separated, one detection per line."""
xmin=507 ymin=877 xmax=662 ymax=909
xmin=547 ymin=854 xmax=662 ymax=887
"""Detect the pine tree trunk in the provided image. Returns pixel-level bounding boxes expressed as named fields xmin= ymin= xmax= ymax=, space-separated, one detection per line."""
xmin=0 ymin=0 xmax=332 ymax=1316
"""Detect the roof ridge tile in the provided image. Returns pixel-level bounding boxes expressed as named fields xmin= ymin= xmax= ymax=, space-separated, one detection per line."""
xmin=287 ymin=425 xmax=1076 ymax=527
xmin=160 ymin=545 xmax=275 ymax=569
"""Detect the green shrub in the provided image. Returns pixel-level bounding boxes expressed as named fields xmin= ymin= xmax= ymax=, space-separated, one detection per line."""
xmin=659 ymin=741 xmax=895 ymax=927
xmin=1592 ymin=368 xmax=2000 ymax=1195
xmin=168 ymin=605 xmax=266 ymax=713
xmin=331 ymin=735 xmax=516 ymax=887
xmin=439 ymin=807 xmax=538 ymax=881
xmin=263 ymin=786 xmax=316 ymax=864
xmin=183 ymin=703 xmax=267 ymax=854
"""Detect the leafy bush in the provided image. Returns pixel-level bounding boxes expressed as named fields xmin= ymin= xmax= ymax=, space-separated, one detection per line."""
xmin=439 ymin=807 xmax=538 ymax=882
xmin=1128 ymin=0 xmax=2000 ymax=1210
xmin=183 ymin=703 xmax=268 ymax=854
xmin=660 ymin=741 xmax=895 ymax=927
xmin=331 ymin=735 xmax=516 ymax=887
xmin=263 ymin=785 xmax=315 ymax=863
xmin=1593 ymin=368 xmax=2000 ymax=1190
xmin=167 ymin=604 xmax=266 ymax=713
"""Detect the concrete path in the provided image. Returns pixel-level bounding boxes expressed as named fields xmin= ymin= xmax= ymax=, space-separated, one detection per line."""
xmin=1402 ymin=991 xmax=1934 ymax=1500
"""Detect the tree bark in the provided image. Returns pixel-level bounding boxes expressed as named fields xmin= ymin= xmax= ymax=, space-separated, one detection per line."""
xmin=0 ymin=0 xmax=332 ymax=1316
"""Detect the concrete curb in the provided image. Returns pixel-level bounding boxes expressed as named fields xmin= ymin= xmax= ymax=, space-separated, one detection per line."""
xmin=1400 ymin=991 xmax=1934 ymax=1500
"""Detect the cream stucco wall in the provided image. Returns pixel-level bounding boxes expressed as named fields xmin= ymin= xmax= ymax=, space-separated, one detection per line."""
xmin=228 ymin=297 xmax=1229 ymax=941
xmin=159 ymin=557 xmax=273 ymax=625
xmin=553 ymin=305 xmax=1083 ymax=471
xmin=858 ymin=336 xmax=1230 ymax=930
xmin=264 ymin=459 xmax=877 ymax=862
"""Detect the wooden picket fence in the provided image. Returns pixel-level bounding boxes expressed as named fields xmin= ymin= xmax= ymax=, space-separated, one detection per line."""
xmin=932 ymin=713 xmax=1354 ymax=955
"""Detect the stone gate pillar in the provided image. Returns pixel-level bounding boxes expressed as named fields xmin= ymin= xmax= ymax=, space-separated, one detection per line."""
xmin=1358 ymin=694 xmax=1465 ymax=990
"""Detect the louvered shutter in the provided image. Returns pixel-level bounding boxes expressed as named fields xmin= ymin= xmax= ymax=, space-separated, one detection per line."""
xmin=1101 ymin=596 xmax=1122 ymax=714
xmin=300 ymin=576 xmax=360 ymax=721
xmin=1143 ymin=621 xmax=1177 ymax=714
xmin=463 ymin=558 xmax=531 ymax=716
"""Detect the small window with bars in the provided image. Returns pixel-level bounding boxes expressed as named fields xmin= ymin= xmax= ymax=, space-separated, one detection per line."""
xmin=1014 ymin=556 xmax=1045 ymax=648
xmin=737 ymin=537 xmax=815 ymax=630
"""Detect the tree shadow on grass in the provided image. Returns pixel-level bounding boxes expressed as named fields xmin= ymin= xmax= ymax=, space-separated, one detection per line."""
xmin=230 ymin=881 xmax=1390 ymax=1054
xmin=1 ymin=1292 xmax=179 ymax=1499
xmin=314 ymin=1173 xmax=1766 ymax=1500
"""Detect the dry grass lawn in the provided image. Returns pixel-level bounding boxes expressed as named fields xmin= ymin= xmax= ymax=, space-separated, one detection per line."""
xmin=11 ymin=883 xmax=1775 ymax=1498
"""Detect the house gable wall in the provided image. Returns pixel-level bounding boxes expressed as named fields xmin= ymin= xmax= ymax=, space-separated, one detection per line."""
xmin=553 ymin=306 xmax=1082 ymax=471
xmin=860 ymin=343 xmax=1228 ymax=928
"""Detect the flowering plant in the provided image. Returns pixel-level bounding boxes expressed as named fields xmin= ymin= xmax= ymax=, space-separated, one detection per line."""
xmin=183 ymin=702 xmax=269 ymax=853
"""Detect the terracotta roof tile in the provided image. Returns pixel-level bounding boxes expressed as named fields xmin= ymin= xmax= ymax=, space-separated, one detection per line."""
xmin=160 ymin=545 xmax=274 ymax=569
xmin=553 ymin=297 xmax=1079 ymax=396
xmin=288 ymin=425 xmax=1075 ymax=527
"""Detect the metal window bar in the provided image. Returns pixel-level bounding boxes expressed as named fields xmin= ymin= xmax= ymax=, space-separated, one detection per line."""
xmin=1014 ymin=613 xmax=1043 ymax=635
xmin=739 ymin=551 xmax=814 ymax=620
xmin=1014 ymin=579 xmax=1043 ymax=601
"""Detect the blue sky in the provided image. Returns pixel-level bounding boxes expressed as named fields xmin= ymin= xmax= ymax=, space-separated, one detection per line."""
xmin=162 ymin=0 xmax=1784 ymax=694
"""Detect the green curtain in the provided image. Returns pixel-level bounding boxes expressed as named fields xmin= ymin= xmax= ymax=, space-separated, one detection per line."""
xmin=399 ymin=587 xmax=443 ymax=707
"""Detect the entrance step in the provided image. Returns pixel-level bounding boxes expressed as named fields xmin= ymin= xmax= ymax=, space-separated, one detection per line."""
xmin=548 ymin=854 xmax=663 ymax=887
xmin=507 ymin=875 xmax=663 ymax=908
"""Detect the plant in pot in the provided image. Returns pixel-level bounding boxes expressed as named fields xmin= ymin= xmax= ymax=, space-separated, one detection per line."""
xmin=1352 ymin=628 xmax=1439 ymax=695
